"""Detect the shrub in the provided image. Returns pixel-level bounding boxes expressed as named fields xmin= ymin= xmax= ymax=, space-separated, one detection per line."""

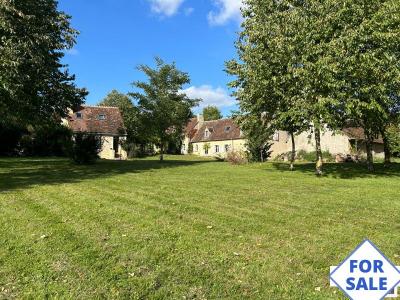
xmin=122 ymin=142 xmax=154 ymax=158
xmin=226 ymin=151 xmax=248 ymax=165
xmin=19 ymin=123 xmax=72 ymax=157
xmin=69 ymin=133 xmax=102 ymax=164
xmin=296 ymin=150 xmax=334 ymax=162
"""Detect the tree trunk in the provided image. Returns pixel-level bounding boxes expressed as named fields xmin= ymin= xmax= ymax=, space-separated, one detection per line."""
xmin=380 ymin=128 xmax=391 ymax=167
xmin=290 ymin=132 xmax=296 ymax=171
xmin=365 ymin=130 xmax=374 ymax=172
xmin=314 ymin=127 xmax=323 ymax=176
xmin=159 ymin=143 xmax=164 ymax=162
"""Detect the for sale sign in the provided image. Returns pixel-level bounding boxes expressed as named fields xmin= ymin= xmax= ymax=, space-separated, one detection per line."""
xmin=330 ymin=240 xmax=400 ymax=300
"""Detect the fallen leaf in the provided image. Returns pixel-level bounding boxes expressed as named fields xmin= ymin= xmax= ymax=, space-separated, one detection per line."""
xmin=315 ymin=287 xmax=321 ymax=292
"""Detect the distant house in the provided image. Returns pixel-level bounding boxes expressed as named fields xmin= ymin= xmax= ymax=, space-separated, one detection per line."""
xmin=65 ymin=105 xmax=128 ymax=160
xmin=182 ymin=115 xmax=247 ymax=157
xmin=183 ymin=115 xmax=385 ymax=159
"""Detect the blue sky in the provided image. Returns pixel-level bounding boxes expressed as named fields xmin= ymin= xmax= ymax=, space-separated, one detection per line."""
xmin=59 ymin=0 xmax=242 ymax=116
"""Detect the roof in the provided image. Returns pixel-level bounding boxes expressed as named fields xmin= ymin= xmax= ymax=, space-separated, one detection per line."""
xmin=184 ymin=117 xmax=198 ymax=139
xmin=67 ymin=105 xmax=126 ymax=136
xmin=342 ymin=127 xmax=384 ymax=144
xmin=191 ymin=118 xmax=242 ymax=143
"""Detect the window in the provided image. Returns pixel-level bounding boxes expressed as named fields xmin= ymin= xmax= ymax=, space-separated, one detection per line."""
xmin=204 ymin=129 xmax=209 ymax=138
xmin=205 ymin=148 xmax=209 ymax=155
xmin=273 ymin=131 xmax=280 ymax=142
xmin=225 ymin=126 xmax=231 ymax=132
xmin=195 ymin=145 xmax=198 ymax=152
xmin=215 ymin=145 xmax=220 ymax=153
xmin=98 ymin=114 xmax=106 ymax=120
xmin=225 ymin=144 xmax=230 ymax=152
xmin=76 ymin=112 xmax=83 ymax=119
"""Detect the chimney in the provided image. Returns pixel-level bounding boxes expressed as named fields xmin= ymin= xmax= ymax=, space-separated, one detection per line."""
xmin=197 ymin=114 xmax=204 ymax=129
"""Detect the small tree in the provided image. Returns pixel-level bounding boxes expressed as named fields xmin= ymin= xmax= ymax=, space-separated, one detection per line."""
xmin=203 ymin=106 xmax=222 ymax=121
xmin=69 ymin=133 xmax=102 ymax=164
xmin=130 ymin=58 xmax=200 ymax=161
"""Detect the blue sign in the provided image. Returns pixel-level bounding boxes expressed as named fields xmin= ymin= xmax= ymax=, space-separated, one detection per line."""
xmin=330 ymin=240 xmax=400 ymax=300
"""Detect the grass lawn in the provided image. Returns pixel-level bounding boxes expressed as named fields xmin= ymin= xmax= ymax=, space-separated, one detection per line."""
xmin=1 ymin=156 xmax=400 ymax=299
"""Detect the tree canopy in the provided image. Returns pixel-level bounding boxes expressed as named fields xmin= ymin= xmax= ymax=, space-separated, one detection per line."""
xmin=203 ymin=105 xmax=222 ymax=121
xmin=130 ymin=58 xmax=200 ymax=161
xmin=0 ymin=0 xmax=87 ymax=125
xmin=227 ymin=0 xmax=400 ymax=173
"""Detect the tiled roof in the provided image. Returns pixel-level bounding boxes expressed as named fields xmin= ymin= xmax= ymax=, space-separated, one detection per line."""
xmin=67 ymin=106 xmax=126 ymax=136
xmin=184 ymin=117 xmax=198 ymax=139
xmin=191 ymin=118 xmax=242 ymax=143
xmin=342 ymin=127 xmax=384 ymax=144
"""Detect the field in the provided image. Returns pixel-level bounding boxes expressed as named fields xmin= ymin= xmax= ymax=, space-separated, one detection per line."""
xmin=0 ymin=156 xmax=399 ymax=299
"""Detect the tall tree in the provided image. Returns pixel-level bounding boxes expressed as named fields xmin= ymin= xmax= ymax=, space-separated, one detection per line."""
xmin=130 ymin=58 xmax=200 ymax=161
xmin=332 ymin=0 xmax=400 ymax=171
xmin=0 ymin=0 xmax=87 ymax=125
xmin=203 ymin=105 xmax=222 ymax=121
xmin=226 ymin=0 xmax=320 ymax=171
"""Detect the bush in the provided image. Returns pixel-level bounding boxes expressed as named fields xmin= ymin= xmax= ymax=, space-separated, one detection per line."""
xmin=226 ymin=151 xmax=248 ymax=165
xmin=19 ymin=124 xmax=72 ymax=157
xmin=69 ymin=133 xmax=102 ymax=164
xmin=296 ymin=150 xmax=334 ymax=162
xmin=0 ymin=123 xmax=26 ymax=156
xmin=122 ymin=142 xmax=154 ymax=158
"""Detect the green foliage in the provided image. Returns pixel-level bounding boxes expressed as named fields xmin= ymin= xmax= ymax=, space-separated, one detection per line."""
xmin=296 ymin=150 xmax=334 ymax=163
xmin=203 ymin=105 xmax=222 ymax=121
xmin=0 ymin=0 xmax=87 ymax=124
xmin=19 ymin=123 xmax=72 ymax=157
xmin=69 ymin=133 xmax=102 ymax=164
xmin=130 ymin=57 xmax=200 ymax=160
xmin=387 ymin=125 xmax=400 ymax=156
xmin=98 ymin=90 xmax=148 ymax=147
xmin=0 ymin=122 xmax=26 ymax=155
xmin=227 ymin=0 xmax=400 ymax=172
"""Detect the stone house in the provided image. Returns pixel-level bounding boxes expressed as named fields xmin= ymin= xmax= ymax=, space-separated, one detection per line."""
xmin=183 ymin=115 xmax=384 ymax=159
xmin=182 ymin=115 xmax=247 ymax=157
xmin=66 ymin=105 xmax=128 ymax=160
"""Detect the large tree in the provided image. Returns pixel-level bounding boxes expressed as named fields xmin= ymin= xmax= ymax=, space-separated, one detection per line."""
xmin=203 ymin=105 xmax=222 ymax=121
xmin=0 ymin=0 xmax=87 ymax=125
xmin=130 ymin=58 xmax=200 ymax=161
xmin=331 ymin=0 xmax=400 ymax=171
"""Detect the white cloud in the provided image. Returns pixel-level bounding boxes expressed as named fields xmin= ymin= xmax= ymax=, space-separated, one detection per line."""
xmin=208 ymin=0 xmax=243 ymax=25
xmin=148 ymin=0 xmax=185 ymax=17
xmin=182 ymin=85 xmax=236 ymax=109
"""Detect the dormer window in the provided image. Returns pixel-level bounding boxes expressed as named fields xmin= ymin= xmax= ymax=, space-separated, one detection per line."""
xmin=98 ymin=114 xmax=106 ymax=120
xmin=225 ymin=126 xmax=231 ymax=132
xmin=204 ymin=129 xmax=210 ymax=138
xmin=76 ymin=112 xmax=83 ymax=119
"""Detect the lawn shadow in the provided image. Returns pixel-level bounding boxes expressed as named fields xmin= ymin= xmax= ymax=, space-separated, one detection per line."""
xmin=271 ymin=162 xmax=400 ymax=179
xmin=0 ymin=157 xmax=215 ymax=192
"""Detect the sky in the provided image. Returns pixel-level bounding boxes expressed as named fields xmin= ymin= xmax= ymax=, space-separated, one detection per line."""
xmin=59 ymin=0 xmax=243 ymax=116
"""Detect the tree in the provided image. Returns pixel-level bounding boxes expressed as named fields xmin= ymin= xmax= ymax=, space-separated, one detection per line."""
xmin=0 ymin=0 xmax=87 ymax=125
xmin=226 ymin=0 xmax=323 ymax=172
xmin=130 ymin=58 xmax=200 ymax=161
xmin=203 ymin=105 xmax=222 ymax=121
xmin=98 ymin=90 xmax=148 ymax=148
xmin=330 ymin=0 xmax=400 ymax=171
